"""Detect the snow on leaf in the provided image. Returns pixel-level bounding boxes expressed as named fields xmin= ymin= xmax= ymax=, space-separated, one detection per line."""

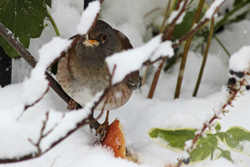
xmin=148 ymin=127 xmax=196 ymax=153
xmin=105 ymin=35 xmax=174 ymax=85
xmin=77 ymin=1 xmax=101 ymax=35
xmin=221 ymin=126 xmax=250 ymax=156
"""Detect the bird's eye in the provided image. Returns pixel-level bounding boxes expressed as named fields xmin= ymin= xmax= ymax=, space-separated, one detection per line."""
xmin=101 ymin=33 xmax=108 ymax=42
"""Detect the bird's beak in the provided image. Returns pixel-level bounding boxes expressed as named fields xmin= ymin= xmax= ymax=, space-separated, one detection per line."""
xmin=82 ymin=39 xmax=100 ymax=47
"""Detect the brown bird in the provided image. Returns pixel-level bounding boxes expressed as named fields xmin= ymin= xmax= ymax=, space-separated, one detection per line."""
xmin=56 ymin=20 xmax=140 ymax=140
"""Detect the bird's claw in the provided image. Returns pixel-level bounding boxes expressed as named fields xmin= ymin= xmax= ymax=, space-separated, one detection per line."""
xmin=94 ymin=120 xmax=109 ymax=143
xmin=67 ymin=99 xmax=79 ymax=110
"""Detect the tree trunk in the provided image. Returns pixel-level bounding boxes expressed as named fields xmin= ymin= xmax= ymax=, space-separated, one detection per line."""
xmin=0 ymin=47 xmax=11 ymax=87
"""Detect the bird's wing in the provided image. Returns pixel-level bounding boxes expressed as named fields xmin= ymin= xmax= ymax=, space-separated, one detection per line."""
xmin=125 ymin=71 xmax=141 ymax=90
xmin=113 ymin=29 xmax=141 ymax=90
xmin=113 ymin=29 xmax=133 ymax=50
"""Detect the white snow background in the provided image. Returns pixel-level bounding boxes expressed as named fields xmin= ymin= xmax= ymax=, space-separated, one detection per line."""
xmin=2 ymin=0 xmax=250 ymax=166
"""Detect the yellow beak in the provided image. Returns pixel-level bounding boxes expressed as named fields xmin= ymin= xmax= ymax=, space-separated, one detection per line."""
xmin=82 ymin=40 xmax=100 ymax=47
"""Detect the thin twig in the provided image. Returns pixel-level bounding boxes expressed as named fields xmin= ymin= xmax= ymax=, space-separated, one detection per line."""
xmin=17 ymin=86 xmax=50 ymax=121
xmin=214 ymin=35 xmax=230 ymax=57
xmin=174 ymin=0 xmax=205 ymax=99
xmin=143 ymin=7 xmax=160 ymax=19
xmin=160 ymin=0 xmax=172 ymax=33
xmin=162 ymin=0 xmax=189 ymax=40
xmin=214 ymin=1 xmax=250 ymax=33
xmin=141 ymin=0 xmax=171 ymax=86
xmin=177 ymin=72 xmax=246 ymax=166
xmin=193 ymin=17 xmax=214 ymax=97
xmin=46 ymin=10 xmax=61 ymax=37
xmin=147 ymin=0 xmax=188 ymax=99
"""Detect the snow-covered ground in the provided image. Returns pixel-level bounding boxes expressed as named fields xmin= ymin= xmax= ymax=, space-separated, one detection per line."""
xmin=2 ymin=0 xmax=250 ymax=166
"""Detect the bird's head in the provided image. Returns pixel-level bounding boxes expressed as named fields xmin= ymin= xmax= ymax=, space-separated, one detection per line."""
xmin=76 ymin=20 xmax=120 ymax=60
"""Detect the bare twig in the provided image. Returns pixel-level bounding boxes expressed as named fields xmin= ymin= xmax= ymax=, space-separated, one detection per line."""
xmin=141 ymin=0 xmax=171 ymax=86
xmin=17 ymin=86 xmax=50 ymax=121
xmin=193 ymin=17 xmax=214 ymax=97
xmin=147 ymin=0 xmax=188 ymax=99
xmin=46 ymin=10 xmax=61 ymax=37
xmin=160 ymin=0 xmax=172 ymax=33
xmin=174 ymin=0 xmax=205 ymax=99
xmin=143 ymin=7 xmax=160 ymax=19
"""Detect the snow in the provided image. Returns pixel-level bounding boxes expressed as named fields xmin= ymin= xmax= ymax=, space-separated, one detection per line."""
xmin=77 ymin=1 xmax=101 ymax=35
xmin=22 ymin=37 xmax=71 ymax=105
xmin=229 ymin=45 xmax=250 ymax=72
xmin=2 ymin=0 xmax=250 ymax=166
xmin=238 ymin=140 xmax=250 ymax=156
xmin=204 ymin=0 xmax=226 ymax=19
xmin=167 ymin=1 xmax=186 ymax=24
xmin=106 ymin=35 xmax=174 ymax=85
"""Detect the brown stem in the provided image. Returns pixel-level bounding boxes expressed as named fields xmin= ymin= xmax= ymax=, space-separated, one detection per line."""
xmin=193 ymin=17 xmax=214 ymax=97
xmin=160 ymin=0 xmax=172 ymax=33
xmin=141 ymin=0 xmax=171 ymax=87
xmin=162 ymin=0 xmax=188 ymax=40
xmin=147 ymin=59 xmax=165 ymax=99
xmin=174 ymin=0 xmax=205 ymax=99
xmin=177 ymin=74 xmax=246 ymax=167
xmin=147 ymin=0 xmax=188 ymax=99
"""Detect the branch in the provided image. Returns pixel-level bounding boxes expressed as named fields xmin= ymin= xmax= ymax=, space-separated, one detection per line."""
xmin=0 ymin=72 xmax=120 ymax=163
xmin=162 ymin=0 xmax=189 ymax=40
xmin=0 ymin=22 xmax=100 ymax=130
xmin=193 ymin=17 xmax=214 ymax=97
xmin=176 ymin=73 xmax=247 ymax=166
xmin=147 ymin=0 xmax=188 ymax=99
xmin=174 ymin=0 xmax=205 ymax=99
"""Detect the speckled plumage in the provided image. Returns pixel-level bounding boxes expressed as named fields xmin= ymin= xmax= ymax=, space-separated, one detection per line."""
xmin=56 ymin=20 xmax=140 ymax=110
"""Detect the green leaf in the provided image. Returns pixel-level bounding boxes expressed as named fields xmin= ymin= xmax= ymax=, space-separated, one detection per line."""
xmin=189 ymin=134 xmax=218 ymax=163
xmin=221 ymin=126 xmax=250 ymax=156
xmin=45 ymin=0 xmax=52 ymax=8
xmin=217 ymin=132 xmax=225 ymax=141
xmin=0 ymin=0 xmax=48 ymax=58
xmin=148 ymin=128 xmax=196 ymax=152
xmin=233 ymin=0 xmax=241 ymax=6
xmin=218 ymin=150 xmax=233 ymax=162
xmin=215 ymin=122 xmax=221 ymax=132
xmin=233 ymin=0 xmax=250 ymax=7
xmin=172 ymin=10 xmax=196 ymax=39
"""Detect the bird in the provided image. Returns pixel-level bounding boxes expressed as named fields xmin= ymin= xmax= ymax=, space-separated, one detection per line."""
xmin=56 ymin=20 xmax=141 ymax=140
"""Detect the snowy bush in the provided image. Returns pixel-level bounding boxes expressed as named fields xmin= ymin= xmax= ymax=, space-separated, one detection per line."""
xmin=1 ymin=0 xmax=250 ymax=167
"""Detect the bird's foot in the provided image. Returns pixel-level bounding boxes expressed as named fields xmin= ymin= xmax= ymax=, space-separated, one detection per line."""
xmin=94 ymin=119 xmax=109 ymax=143
xmin=94 ymin=110 xmax=110 ymax=143
xmin=67 ymin=99 xmax=79 ymax=110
